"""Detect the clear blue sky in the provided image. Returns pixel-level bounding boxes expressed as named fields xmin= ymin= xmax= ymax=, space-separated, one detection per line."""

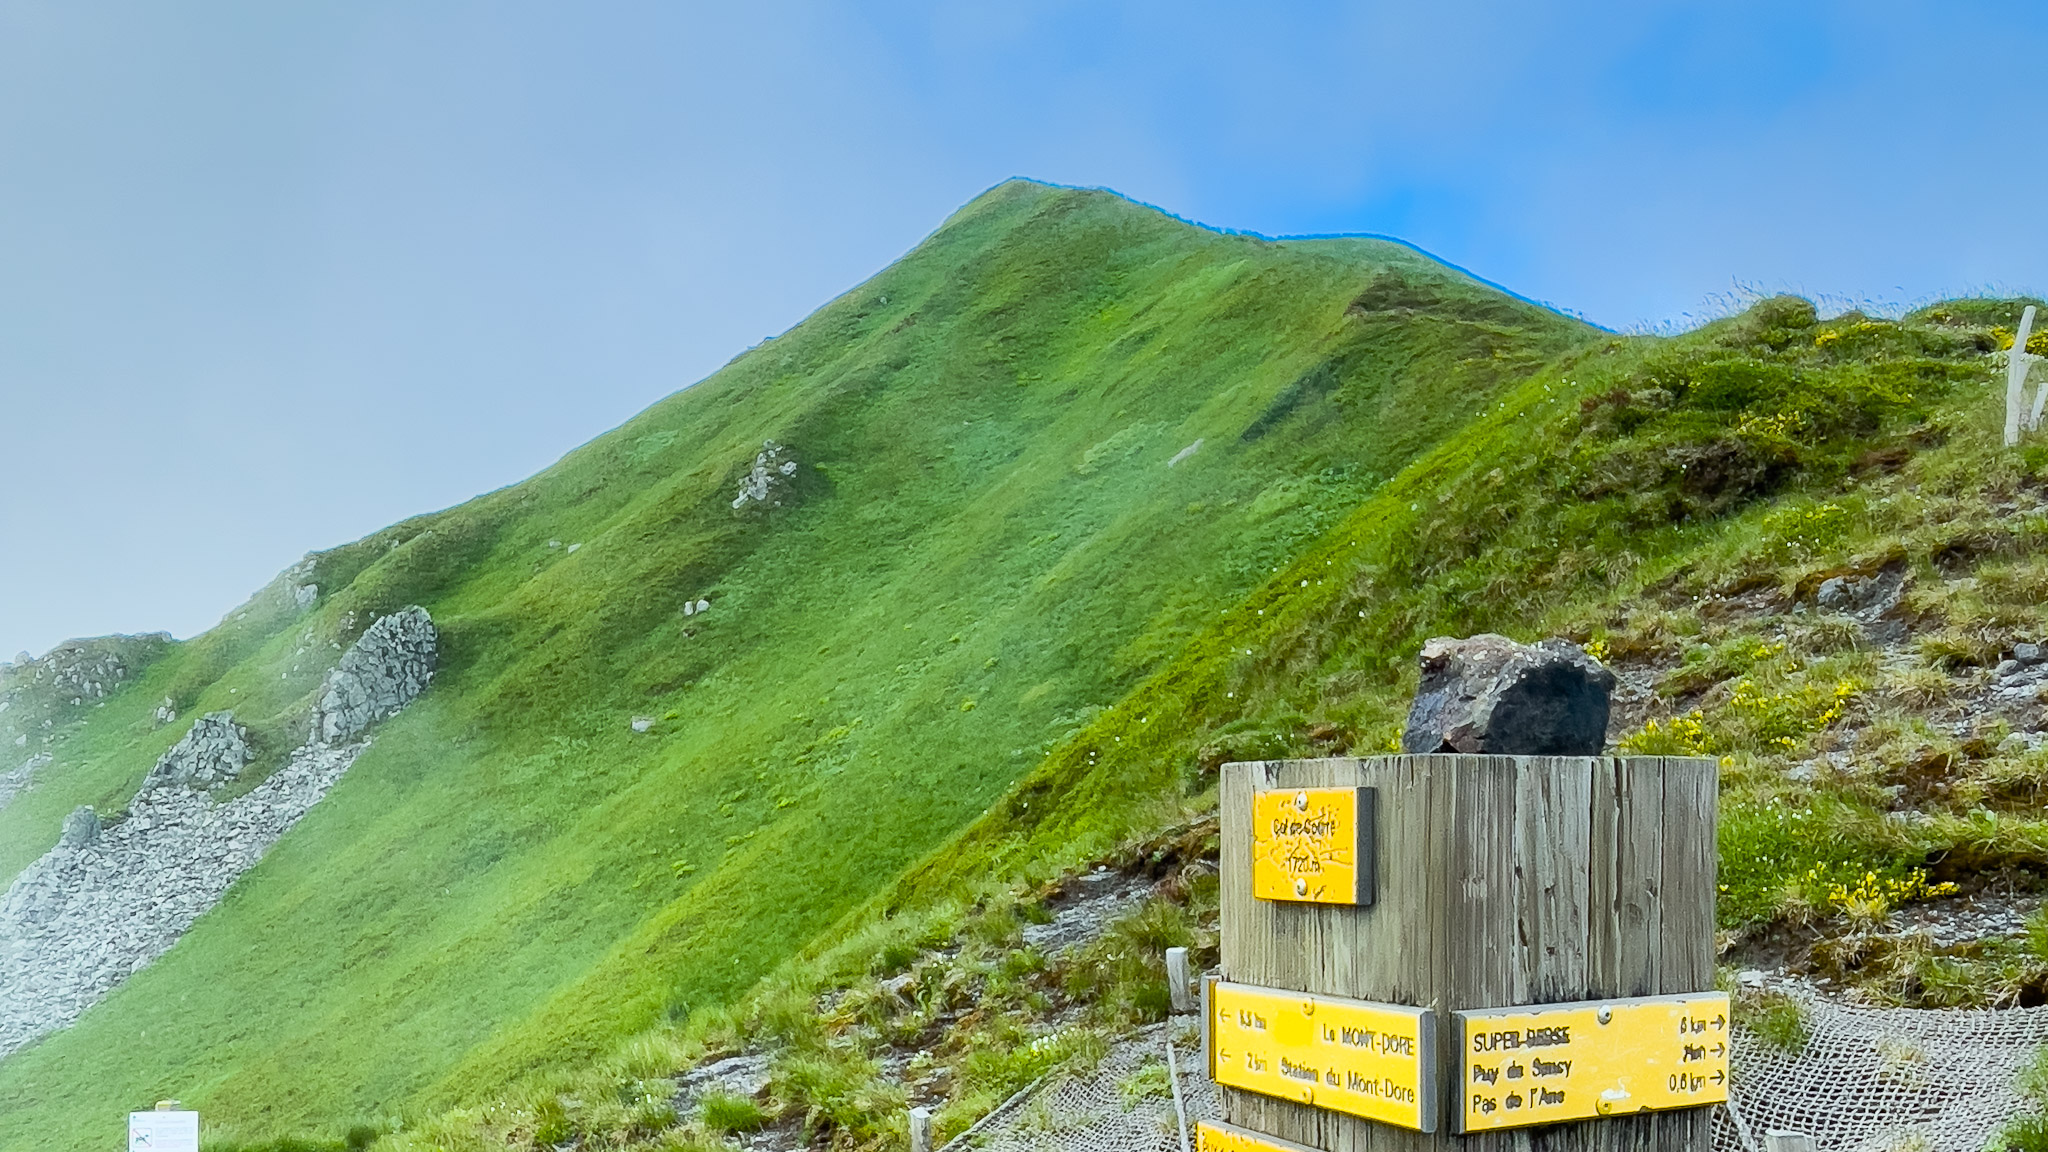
xmin=1 ymin=1 xmax=2039 ymax=659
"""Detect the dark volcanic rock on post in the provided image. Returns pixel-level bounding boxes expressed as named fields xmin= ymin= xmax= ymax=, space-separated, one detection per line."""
xmin=1401 ymin=633 xmax=1616 ymax=755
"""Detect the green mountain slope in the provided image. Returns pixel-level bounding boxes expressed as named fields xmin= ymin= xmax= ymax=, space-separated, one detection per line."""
xmin=382 ymin=297 xmax=2048 ymax=1152
xmin=0 ymin=180 xmax=1589 ymax=1150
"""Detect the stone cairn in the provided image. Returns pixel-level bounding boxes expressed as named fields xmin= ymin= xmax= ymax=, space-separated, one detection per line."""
xmin=0 ymin=607 xmax=437 ymax=1061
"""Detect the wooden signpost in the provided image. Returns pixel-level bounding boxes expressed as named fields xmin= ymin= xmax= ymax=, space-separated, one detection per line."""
xmin=1212 ymin=754 xmax=1719 ymax=1150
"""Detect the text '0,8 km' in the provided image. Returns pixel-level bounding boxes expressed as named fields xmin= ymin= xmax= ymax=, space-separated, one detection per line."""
xmin=1206 ymin=980 xmax=1436 ymax=1132
xmin=1249 ymin=786 xmax=1375 ymax=905
xmin=1454 ymin=992 xmax=1731 ymax=1132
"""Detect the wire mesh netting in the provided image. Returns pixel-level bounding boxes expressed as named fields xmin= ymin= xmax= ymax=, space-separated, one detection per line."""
xmin=942 ymin=1022 xmax=1211 ymax=1152
xmin=1718 ymin=992 xmax=2048 ymax=1152
xmin=946 ymin=996 xmax=2048 ymax=1152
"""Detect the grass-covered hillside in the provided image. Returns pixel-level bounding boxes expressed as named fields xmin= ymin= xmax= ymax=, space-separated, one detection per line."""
xmin=0 ymin=180 xmax=1588 ymax=1151
xmin=362 ymin=293 xmax=2048 ymax=1152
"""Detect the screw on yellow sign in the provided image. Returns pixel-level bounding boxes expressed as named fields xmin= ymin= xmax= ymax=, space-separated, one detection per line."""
xmin=1206 ymin=979 xmax=1436 ymax=1132
xmin=1454 ymin=991 xmax=1730 ymax=1132
xmin=1194 ymin=1120 xmax=1319 ymax=1152
xmin=1250 ymin=786 xmax=1375 ymax=905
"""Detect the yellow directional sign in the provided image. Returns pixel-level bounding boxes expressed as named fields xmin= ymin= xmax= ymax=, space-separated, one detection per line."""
xmin=1207 ymin=979 xmax=1436 ymax=1132
xmin=1194 ymin=1120 xmax=1319 ymax=1152
xmin=1250 ymin=786 xmax=1375 ymax=905
xmin=1454 ymin=992 xmax=1731 ymax=1132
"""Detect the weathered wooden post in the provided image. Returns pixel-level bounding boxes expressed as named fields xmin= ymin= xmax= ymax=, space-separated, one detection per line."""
xmin=909 ymin=1105 xmax=933 ymax=1152
xmin=1198 ymin=753 xmax=1721 ymax=1151
xmin=1168 ymin=946 xmax=1195 ymax=1013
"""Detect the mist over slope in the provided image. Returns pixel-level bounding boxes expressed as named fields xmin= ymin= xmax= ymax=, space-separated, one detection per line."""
xmin=0 ymin=180 xmax=1587 ymax=1149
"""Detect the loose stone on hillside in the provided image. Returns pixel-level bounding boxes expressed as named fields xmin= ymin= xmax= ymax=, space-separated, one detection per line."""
xmin=1401 ymin=634 xmax=1616 ymax=756
xmin=59 ymin=806 xmax=99 ymax=848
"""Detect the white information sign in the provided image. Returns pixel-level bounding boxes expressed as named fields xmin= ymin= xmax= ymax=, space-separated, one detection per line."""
xmin=129 ymin=1111 xmax=200 ymax=1152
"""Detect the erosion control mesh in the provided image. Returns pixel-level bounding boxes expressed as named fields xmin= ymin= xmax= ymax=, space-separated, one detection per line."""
xmin=947 ymin=997 xmax=2048 ymax=1152
xmin=1719 ymin=992 xmax=2048 ymax=1152
xmin=943 ymin=1022 xmax=1212 ymax=1152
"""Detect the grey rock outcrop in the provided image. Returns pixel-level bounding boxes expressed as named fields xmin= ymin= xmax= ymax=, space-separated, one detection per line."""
xmin=0 ymin=633 xmax=174 ymax=753
xmin=731 ymin=440 xmax=799 ymax=511
xmin=145 ymin=712 xmax=252 ymax=790
xmin=1815 ymin=570 xmax=1904 ymax=614
xmin=1402 ymin=634 xmax=1616 ymax=756
xmin=310 ymin=607 xmax=436 ymax=744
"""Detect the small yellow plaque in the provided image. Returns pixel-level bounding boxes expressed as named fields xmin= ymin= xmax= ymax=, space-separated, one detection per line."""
xmin=1194 ymin=1120 xmax=1319 ymax=1152
xmin=1207 ymin=979 xmax=1436 ymax=1132
xmin=1251 ymin=786 xmax=1375 ymax=905
xmin=1454 ymin=992 xmax=1731 ymax=1132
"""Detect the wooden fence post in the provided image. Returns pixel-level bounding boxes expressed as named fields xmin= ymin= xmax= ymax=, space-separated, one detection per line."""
xmin=909 ymin=1105 xmax=933 ymax=1152
xmin=1167 ymin=946 xmax=1193 ymax=1013
xmin=1212 ymin=755 xmax=1719 ymax=1151
xmin=1763 ymin=1132 xmax=1814 ymax=1152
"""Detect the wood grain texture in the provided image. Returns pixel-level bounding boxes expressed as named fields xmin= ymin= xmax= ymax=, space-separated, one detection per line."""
xmin=1217 ymin=756 xmax=1716 ymax=1152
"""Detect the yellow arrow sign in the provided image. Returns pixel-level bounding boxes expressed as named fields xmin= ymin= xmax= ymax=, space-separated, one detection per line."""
xmin=1194 ymin=1120 xmax=1320 ymax=1152
xmin=1454 ymin=992 xmax=1730 ymax=1132
xmin=1207 ymin=979 xmax=1436 ymax=1132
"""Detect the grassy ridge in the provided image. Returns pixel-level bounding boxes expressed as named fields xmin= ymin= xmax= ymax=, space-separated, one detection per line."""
xmin=884 ymin=296 xmax=2025 ymax=924
xmin=0 ymin=180 xmax=1587 ymax=1150
xmin=358 ymin=295 xmax=2048 ymax=1152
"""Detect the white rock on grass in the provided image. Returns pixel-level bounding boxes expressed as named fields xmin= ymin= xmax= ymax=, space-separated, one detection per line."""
xmin=731 ymin=441 xmax=799 ymax=511
xmin=0 ymin=753 xmax=52 ymax=816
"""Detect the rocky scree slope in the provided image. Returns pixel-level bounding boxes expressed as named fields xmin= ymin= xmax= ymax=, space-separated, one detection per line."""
xmin=0 ymin=608 xmax=435 ymax=1061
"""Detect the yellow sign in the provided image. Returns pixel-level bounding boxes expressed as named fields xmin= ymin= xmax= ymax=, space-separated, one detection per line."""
xmin=1250 ymin=786 xmax=1375 ymax=905
xmin=1454 ymin=992 xmax=1730 ymax=1132
xmin=1193 ymin=1121 xmax=1318 ymax=1152
xmin=1207 ymin=979 xmax=1436 ymax=1132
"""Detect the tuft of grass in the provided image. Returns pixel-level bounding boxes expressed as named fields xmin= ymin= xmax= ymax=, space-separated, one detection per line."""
xmin=1995 ymin=1049 xmax=2048 ymax=1152
xmin=696 ymin=1090 xmax=766 ymax=1135
xmin=1736 ymin=991 xmax=1808 ymax=1054
xmin=1059 ymin=901 xmax=1204 ymax=1027
xmin=1115 ymin=1058 xmax=1171 ymax=1111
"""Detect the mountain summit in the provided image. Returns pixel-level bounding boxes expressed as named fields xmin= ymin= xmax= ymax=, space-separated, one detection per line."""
xmin=0 ymin=180 xmax=1587 ymax=1148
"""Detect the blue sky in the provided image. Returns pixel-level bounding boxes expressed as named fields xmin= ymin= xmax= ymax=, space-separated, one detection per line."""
xmin=1 ymin=0 xmax=2040 ymax=658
